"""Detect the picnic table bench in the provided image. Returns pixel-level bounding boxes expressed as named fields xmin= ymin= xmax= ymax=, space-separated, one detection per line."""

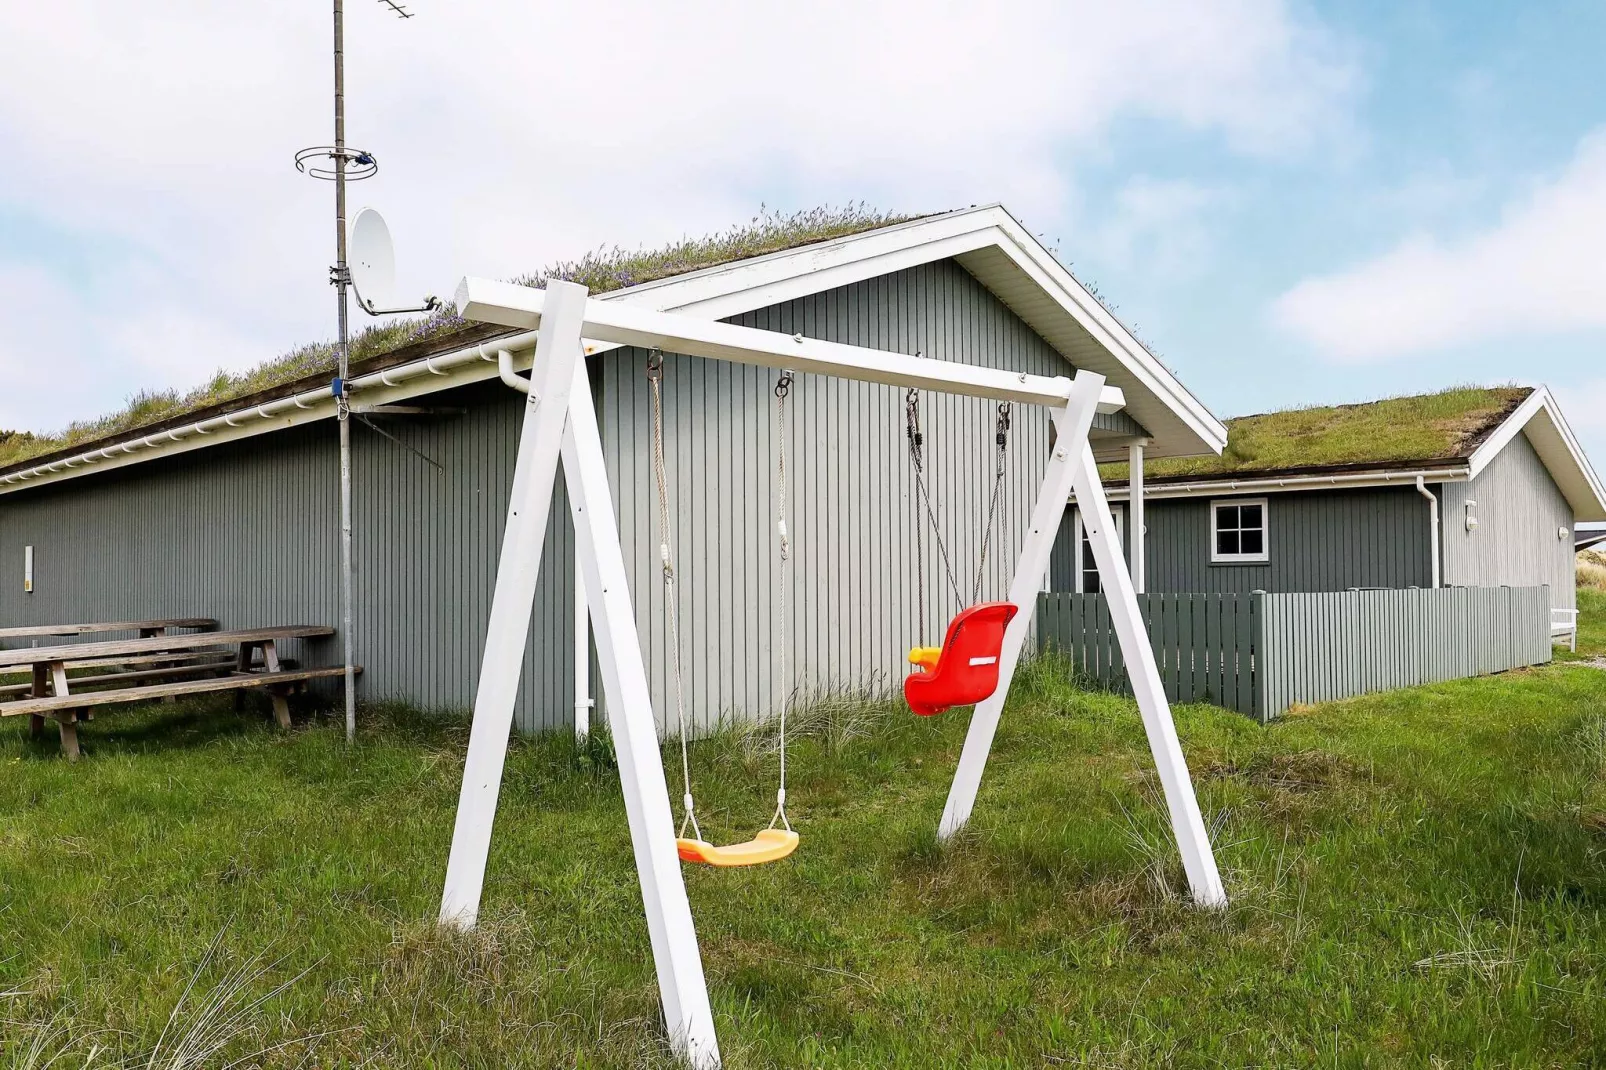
xmin=0 ymin=626 xmax=354 ymax=760
xmin=0 ymin=617 xmax=217 ymax=640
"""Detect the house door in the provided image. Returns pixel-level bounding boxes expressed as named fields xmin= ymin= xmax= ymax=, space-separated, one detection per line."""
xmin=1075 ymin=506 xmax=1125 ymax=593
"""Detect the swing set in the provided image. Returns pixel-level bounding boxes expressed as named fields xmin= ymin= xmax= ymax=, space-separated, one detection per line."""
xmin=435 ymin=276 xmax=1226 ymax=1069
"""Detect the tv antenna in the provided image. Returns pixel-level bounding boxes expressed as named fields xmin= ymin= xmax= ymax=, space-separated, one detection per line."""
xmin=294 ymin=0 xmax=431 ymax=745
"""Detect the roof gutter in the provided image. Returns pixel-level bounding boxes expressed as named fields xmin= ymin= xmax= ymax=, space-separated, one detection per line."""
xmin=0 ymin=330 xmax=542 ymax=496
xmin=1082 ymin=465 xmax=1471 ymax=503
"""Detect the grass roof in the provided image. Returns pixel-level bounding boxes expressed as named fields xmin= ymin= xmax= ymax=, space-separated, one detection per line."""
xmin=1101 ymin=385 xmax=1531 ymax=485
xmin=0 ymin=204 xmax=915 ymax=474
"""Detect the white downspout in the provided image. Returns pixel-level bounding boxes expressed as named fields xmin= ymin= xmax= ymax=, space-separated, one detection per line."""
xmin=1415 ymin=476 xmax=1440 ymax=588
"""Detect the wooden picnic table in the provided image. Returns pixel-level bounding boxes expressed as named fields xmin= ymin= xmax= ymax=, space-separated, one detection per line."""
xmin=0 ymin=626 xmax=352 ymax=760
xmin=0 ymin=617 xmax=217 ymax=640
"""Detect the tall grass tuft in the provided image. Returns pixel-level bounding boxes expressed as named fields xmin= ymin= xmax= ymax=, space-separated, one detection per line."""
xmin=1578 ymin=549 xmax=1606 ymax=591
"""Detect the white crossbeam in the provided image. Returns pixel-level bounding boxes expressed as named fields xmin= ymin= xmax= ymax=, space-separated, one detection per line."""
xmin=455 ymin=276 xmax=1127 ymax=412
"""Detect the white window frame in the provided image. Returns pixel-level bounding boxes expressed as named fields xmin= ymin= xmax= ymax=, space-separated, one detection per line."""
xmin=1210 ymin=497 xmax=1269 ymax=564
xmin=1073 ymin=505 xmax=1125 ymax=592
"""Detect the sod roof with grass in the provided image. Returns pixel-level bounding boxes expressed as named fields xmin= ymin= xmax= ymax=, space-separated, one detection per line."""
xmin=0 ymin=204 xmax=918 ymax=475
xmin=1100 ymin=385 xmax=1532 ymax=486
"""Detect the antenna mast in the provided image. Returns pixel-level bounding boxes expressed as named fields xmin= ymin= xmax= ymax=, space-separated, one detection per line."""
xmin=295 ymin=0 xmax=412 ymax=744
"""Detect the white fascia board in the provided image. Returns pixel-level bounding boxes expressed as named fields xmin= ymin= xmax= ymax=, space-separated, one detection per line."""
xmin=1467 ymin=386 xmax=1606 ymax=521
xmin=978 ymin=210 xmax=1228 ymax=457
xmin=602 ymin=205 xmax=1225 ymax=455
xmin=602 ymin=208 xmax=1006 ymax=321
xmin=0 ymin=335 xmax=538 ymax=497
xmin=1082 ymin=465 xmax=1471 ymax=503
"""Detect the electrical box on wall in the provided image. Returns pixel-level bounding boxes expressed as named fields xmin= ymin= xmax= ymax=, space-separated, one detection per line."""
xmin=24 ymin=545 xmax=33 ymax=593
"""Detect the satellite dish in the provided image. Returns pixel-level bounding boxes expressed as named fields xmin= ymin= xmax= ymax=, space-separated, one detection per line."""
xmin=349 ymin=207 xmax=397 ymax=312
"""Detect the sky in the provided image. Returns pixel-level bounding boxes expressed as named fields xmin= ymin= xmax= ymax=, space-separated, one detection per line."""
xmin=0 ymin=0 xmax=1602 ymax=474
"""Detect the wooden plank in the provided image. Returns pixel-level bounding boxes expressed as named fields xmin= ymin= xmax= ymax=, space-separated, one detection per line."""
xmin=0 ymin=651 xmax=235 ymax=680
xmin=0 ymin=618 xmax=217 ymax=640
xmin=0 ymin=665 xmax=358 ymax=716
xmin=0 ymin=660 xmax=238 ymax=698
xmin=0 ymin=626 xmax=335 ymax=668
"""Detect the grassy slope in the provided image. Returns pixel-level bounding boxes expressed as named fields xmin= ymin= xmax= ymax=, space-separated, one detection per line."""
xmin=1100 ymin=385 xmax=1528 ymax=483
xmin=2 ymin=655 xmax=1604 ymax=1066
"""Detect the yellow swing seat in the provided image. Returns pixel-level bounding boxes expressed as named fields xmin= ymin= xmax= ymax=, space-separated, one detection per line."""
xmin=677 ymin=828 xmax=800 ymax=867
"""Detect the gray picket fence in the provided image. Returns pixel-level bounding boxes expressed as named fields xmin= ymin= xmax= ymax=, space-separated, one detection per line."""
xmin=1036 ymin=586 xmax=1553 ymax=722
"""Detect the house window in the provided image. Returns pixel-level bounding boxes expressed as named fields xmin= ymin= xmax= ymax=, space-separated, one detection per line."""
xmin=1211 ymin=498 xmax=1268 ymax=564
xmin=1074 ymin=507 xmax=1125 ymax=593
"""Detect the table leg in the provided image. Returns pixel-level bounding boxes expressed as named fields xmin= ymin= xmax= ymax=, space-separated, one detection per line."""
xmin=55 ymin=711 xmax=80 ymax=762
xmin=29 ymin=664 xmax=47 ymax=739
xmin=47 ymin=661 xmax=88 ymax=725
xmin=262 ymin=641 xmax=290 ymax=728
xmin=234 ymin=642 xmax=256 ymax=710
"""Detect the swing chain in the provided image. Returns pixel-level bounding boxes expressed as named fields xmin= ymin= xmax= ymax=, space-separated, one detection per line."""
xmin=972 ymin=401 xmax=1014 ymax=603
xmin=904 ymin=387 xmax=962 ymax=614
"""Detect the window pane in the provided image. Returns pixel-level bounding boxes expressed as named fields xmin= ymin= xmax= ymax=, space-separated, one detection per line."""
xmin=1240 ymin=503 xmax=1263 ymax=529
xmin=1241 ymin=529 xmax=1263 ymax=555
xmin=1217 ymin=530 xmax=1239 ymax=555
xmin=1083 ymin=568 xmax=1101 ymax=594
xmin=1217 ymin=505 xmax=1239 ymax=529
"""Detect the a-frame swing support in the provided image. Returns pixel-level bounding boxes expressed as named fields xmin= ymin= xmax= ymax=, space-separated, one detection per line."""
xmin=438 ymin=277 xmax=1226 ymax=1070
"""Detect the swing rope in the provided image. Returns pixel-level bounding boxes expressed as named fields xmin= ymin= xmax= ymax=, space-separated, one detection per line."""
xmin=905 ymin=387 xmax=963 ymax=615
xmin=646 ymin=349 xmax=701 ymax=843
xmin=904 ymin=389 xmax=1014 ymax=612
xmin=770 ymin=370 xmax=793 ymax=833
xmin=971 ymin=401 xmax=1013 ymax=603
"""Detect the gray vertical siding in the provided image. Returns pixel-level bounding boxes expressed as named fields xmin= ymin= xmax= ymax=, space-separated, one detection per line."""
xmin=0 ymin=383 xmax=577 ymax=734
xmin=0 ymin=257 xmax=1112 ymax=738
xmin=598 ymin=259 xmax=1086 ymax=734
xmin=1086 ymin=486 xmax=1435 ymax=595
xmin=1440 ymin=432 xmax=1576 ymax=614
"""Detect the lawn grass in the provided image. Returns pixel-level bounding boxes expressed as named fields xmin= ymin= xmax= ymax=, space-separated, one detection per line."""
xmin=2 ymin=643 xmax=1604 ymax=1065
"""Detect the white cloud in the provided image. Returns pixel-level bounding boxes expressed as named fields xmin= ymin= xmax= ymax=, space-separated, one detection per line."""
xmin=1272 ymin=128 xmax=1606 ymax=363
xmin=0 ymin=0 xmax=1354 ymax=432
xmin=1086 ymin=176 xmax=1229 ymax=278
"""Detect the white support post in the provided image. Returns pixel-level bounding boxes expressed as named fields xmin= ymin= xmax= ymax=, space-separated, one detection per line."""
xmin=1128 ymin=440 xmax=1146 ymax=594
xmin=1071 ymin=440 xmax=1226 ymax=907
xmin=438 ymin=280 xmax=590 ymax=930
xmin=574 ymin=568 xmax=592 ymax=742
xmin=938 ymin=370 xmax=1106 ymax=840
xmin=561 ymin=361 xmax=721 ymax=1069
xmin=937 ymin=374 xmax=1226 ymax=910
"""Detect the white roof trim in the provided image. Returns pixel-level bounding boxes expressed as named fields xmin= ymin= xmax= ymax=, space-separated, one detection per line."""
xmin=1 ymin=205 xmax=1226 ymax=497
xmin=1468 ymin=386 xmax=1606 ymax=521
xmin=1083 ymin=465 xmax=1472 ymax=503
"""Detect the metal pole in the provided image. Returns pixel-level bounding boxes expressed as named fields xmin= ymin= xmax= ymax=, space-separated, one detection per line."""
xmin=334 ymin=0 xmax=357 ymax=743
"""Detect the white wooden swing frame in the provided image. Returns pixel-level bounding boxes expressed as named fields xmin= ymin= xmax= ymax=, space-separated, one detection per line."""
xmin=437 ymin=277 xmax=1227 ymax=1069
